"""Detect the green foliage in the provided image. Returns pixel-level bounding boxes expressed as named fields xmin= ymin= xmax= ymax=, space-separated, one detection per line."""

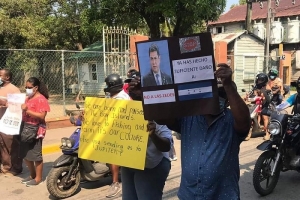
xmin=0 ymin=0 xmax=52 ymax=48
xmin=239 ymin=0 xmax=247 ymax=5
xmin=230 ymin=4 xmax=238 ymax=9
xmin=0 ymin=0 xmax=226 ymax=49
xmin=100 ymin=0 xmax=226 ymax=38
xmin=0 ymin=0 xmax=106 ymax=50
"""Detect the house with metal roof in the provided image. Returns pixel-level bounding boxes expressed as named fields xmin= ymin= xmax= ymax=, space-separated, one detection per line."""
xmin=212 ymin=30 xmax=265 ymax=92
xmin=208 ymin=1 xmax=300 ymax=83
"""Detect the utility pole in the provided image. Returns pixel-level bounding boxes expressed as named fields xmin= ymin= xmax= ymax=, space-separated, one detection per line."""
xmin=246 ymin=1 xmax=253 ymax=32
xmin=263 ymin=0 xmax=272 ymax=73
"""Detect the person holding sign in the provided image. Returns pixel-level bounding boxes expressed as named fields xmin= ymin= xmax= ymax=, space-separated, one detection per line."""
xmin=142 ymin=43 xmax=173 ymax=87
xmin=103 ymin=73 xmax=131 ymax=198
xmin=121 ymin=121 xmax=172 ymax=200
xmin=20 ymin=77 xmax=50 ymax=187
xmin=0 ymin=69 xmax=23 ymax=176
xmin=129 ymin=63 xmax=251 ymax=200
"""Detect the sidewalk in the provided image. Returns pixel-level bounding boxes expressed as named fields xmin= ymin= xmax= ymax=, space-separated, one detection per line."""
xmin=42 ymin=126 xmax=76 ymax=155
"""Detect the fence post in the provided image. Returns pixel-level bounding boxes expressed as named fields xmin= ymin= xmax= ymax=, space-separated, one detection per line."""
xmin=61 ymin=50 xmax=66 ymax=116
xmin=103 ymin=26 xmax=106 ymax=76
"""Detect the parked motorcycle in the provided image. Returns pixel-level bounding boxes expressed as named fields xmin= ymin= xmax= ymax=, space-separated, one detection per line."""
xmin=46 ymin=104 xmax=111 ymax=199
xmin=253 ymin=107 xmax=300 ymax=196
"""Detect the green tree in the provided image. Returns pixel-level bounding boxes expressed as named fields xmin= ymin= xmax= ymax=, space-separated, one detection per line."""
xmin=230 ymin=0 xmax=246 ymax=10
xmin=230 ymin=4 xmax=238 ymax=9
xmin=239 ymin=0 xmax=247 ymax=5
xmin=100 ymin=0 xmax=226 ymax=39
xmin=49 ymin=0 xmax=105 ymax=50
xmin=0 ymin=0 xmax=53 ymax=49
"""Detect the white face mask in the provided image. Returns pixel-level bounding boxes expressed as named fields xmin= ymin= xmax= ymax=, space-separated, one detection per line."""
xmin=0 ymin=78 xmax=3 ymax=86
xmin=26 ymin=88 xmax=34 ymax=96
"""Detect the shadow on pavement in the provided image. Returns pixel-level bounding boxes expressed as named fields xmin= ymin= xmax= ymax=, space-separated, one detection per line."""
xmin=239 ymin=154 xmax=300 ymax=200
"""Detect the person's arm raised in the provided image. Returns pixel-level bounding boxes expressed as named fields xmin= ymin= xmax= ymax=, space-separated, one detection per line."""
xmin=215 ymin=63 xmax=251 ymax=137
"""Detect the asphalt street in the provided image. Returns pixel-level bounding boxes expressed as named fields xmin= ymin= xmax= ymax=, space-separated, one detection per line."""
xmin=1 ymin=130 xmax=300 ymax=200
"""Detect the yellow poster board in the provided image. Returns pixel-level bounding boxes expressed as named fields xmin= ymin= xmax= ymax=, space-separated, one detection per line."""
xmin=78 ymin=97 xmax=148 ymax=170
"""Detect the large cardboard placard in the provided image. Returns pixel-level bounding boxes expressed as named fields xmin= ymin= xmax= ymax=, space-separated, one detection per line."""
xmin=136 ymin=32 xmax=219 ymax=120
xmin=78 ymin=98 xmax=148 ymax=170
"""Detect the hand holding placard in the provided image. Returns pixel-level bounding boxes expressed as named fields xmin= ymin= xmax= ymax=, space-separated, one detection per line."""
xmin=78 ymin=98 xmax=148 ymax=170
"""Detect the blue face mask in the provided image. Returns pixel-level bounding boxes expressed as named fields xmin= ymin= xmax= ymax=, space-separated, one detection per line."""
xmin=270 ymin=76 xmax=275 ymax=80
xmin=219 ymin=97 xmax=227 ymax=111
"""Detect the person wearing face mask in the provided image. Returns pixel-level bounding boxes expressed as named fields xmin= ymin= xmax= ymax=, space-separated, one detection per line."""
xmin=266 ymin=69 xmax=283 ymax=105
xmin=0 ymin=68 xmax=23 ymax=176
xmin=20 ymin=77 xmax=50 ymax=187
xmin=128 ymin=63 xmax=251 ymax=200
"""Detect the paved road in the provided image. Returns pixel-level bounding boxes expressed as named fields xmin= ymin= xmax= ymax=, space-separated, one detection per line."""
xmin=1 ymin=128 xmax=300 ymax=200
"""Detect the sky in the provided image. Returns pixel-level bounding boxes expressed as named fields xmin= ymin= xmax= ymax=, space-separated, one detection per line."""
xmin=225 ymin=0 xmax=239 ymax=12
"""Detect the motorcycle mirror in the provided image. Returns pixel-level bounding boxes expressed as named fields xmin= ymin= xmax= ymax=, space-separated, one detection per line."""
xmin=76 ymin=103 xmax=80 ymax=110
xmin=69 ymin=116 xmax=76 ymax=124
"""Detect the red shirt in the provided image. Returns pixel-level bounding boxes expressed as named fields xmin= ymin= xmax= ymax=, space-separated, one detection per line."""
xmin=23 ymin=95 xmax=50 ymax=125
xmin=123 ymin=83 xmax=129 ymax=94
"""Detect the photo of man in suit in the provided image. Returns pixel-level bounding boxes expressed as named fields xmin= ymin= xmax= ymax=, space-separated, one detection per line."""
xmin=142 ymin=43 xmax=173 ymax=87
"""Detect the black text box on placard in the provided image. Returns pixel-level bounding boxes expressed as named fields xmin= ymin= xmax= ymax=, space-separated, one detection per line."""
xmin=135 ymin=32 xmax=220 ymax=120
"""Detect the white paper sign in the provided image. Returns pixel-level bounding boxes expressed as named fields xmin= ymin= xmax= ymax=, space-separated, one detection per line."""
xmin=172 ymin=55 xmax=214 ymax=84
xmin=0 ymin=93 xmax=26 ymax=135
xmin=143 ymin=89 xmax=176 ymax=104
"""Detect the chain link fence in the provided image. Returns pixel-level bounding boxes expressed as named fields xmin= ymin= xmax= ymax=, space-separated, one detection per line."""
xmin=0 ymin=49 xmax=291 ymax=119
xmin=0 ymin=49 xmax=134 ymax=120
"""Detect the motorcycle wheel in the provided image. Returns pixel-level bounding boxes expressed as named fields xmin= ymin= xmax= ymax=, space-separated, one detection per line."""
xmin=253 ymin=151 xmax=281 ymax=196
xmin=46 ymin=166 xmax=81 ymax=199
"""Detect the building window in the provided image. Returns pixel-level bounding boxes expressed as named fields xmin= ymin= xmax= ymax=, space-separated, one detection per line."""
xmin=217 ymin=27 xmax=223 ymax=33
xmin=90 ymin=63 xmax=97 ymax=81
xmin=81 ymin=62 xmax=98 ymax=83
xmin=90 ymin=63 xmax=98 ymax=82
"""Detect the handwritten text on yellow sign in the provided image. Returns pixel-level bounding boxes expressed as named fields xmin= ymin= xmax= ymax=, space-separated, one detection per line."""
xmin=78 ymin=98 xmax=148 ymax=170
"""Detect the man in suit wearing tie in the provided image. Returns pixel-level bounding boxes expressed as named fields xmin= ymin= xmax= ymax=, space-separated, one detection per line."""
xmin=142 ymin=43 xmax=173 ymax=87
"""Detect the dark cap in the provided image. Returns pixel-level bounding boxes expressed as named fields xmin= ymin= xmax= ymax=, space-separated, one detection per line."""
xmin=124 ymin=71 xmax=140 ymax=83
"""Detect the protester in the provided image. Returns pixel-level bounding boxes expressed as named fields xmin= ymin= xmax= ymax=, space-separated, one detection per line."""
xmin=121 ymin=121 xmax=172 ymax=200
xmin=20 ymin=77 xmax=50 ymax=186
xmin=123 ymin=68 xmax=139 ymax=94
xmin=129 ymin=63 xmax=251 ymax=199
xmin=0 ymin=68 xmax=23 ymax=176
xmin=103 ymin=73 xmax=130 ymax=198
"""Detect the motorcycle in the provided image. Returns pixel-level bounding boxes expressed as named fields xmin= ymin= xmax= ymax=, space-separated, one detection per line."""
xmin=253 ymin=106 xmax=300 ymax=196
xmin=46 ymin=104 xmax=111 ymax=199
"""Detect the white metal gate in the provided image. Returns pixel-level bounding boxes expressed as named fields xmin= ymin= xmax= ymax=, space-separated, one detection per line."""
xmin=102 ymin=26 xmax=136 ymax=77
